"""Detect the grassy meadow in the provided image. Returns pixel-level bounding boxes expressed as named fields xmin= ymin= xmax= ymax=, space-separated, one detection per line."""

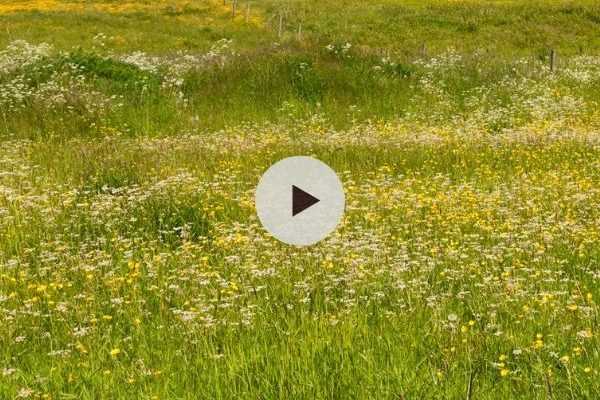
xmin=1 ymin=1 xmax=600 ymax=398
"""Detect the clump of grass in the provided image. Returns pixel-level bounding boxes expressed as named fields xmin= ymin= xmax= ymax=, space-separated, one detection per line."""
xmin=125 ymin=193 xmax=210 ymax=246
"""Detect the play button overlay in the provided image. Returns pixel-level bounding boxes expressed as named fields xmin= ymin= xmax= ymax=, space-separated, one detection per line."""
xmin=255 ymin=156 xmax=345 ymax=246
xmin=292 ymin=185 xmax=320 ymax=216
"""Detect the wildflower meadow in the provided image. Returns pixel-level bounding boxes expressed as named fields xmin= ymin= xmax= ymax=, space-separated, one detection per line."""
xmin=0 ymin=1 xmax=599 ymax=399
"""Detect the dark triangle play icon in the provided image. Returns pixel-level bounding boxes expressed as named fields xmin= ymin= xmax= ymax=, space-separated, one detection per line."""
xmin=292 ymin=185 xmax=320 ymax=216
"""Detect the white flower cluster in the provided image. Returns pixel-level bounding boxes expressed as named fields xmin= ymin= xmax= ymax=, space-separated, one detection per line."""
xmin=559 ymin=55 xmax=600 ymax=84
xmin=118 ymin=38 xmax=236 ymax=77
xmin=0 ymin=57 xmax=120 ymax=116
xmin=325 ymin=42 xmax=352 ymax=58
xmin=0 ymin=41 xmax=123 ymax=117
xmin=118 ymin=38 xmax=237 ymax=104
xmin=0 ymin=40 xmax=52 ymax=75
xmin=414 ymin=48 xmax=463 ymax=71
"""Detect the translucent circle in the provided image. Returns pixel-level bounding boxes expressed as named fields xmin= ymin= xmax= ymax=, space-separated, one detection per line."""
xmin=255 ymin=156 xmax=345 ymax=246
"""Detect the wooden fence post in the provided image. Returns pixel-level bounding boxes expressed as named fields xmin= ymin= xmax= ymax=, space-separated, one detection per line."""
xmin=550 ymin=49 xmax=556 ymax=72
xmin=278 ymin=13 xmax=284 ymax=38
xmin=245 ymin=3 xmax=250 ymax=23
xmin=232 ymin=0 xmax=237 ymax=18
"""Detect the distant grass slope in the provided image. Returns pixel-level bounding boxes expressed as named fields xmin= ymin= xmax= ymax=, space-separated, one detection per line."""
xmin=0 ymin=0 xmax=267 ymax=53
xmin=263 ymin=0 xmax=600 ymax=56
xmin=2 ymin=0 xmax=599 ymax=55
